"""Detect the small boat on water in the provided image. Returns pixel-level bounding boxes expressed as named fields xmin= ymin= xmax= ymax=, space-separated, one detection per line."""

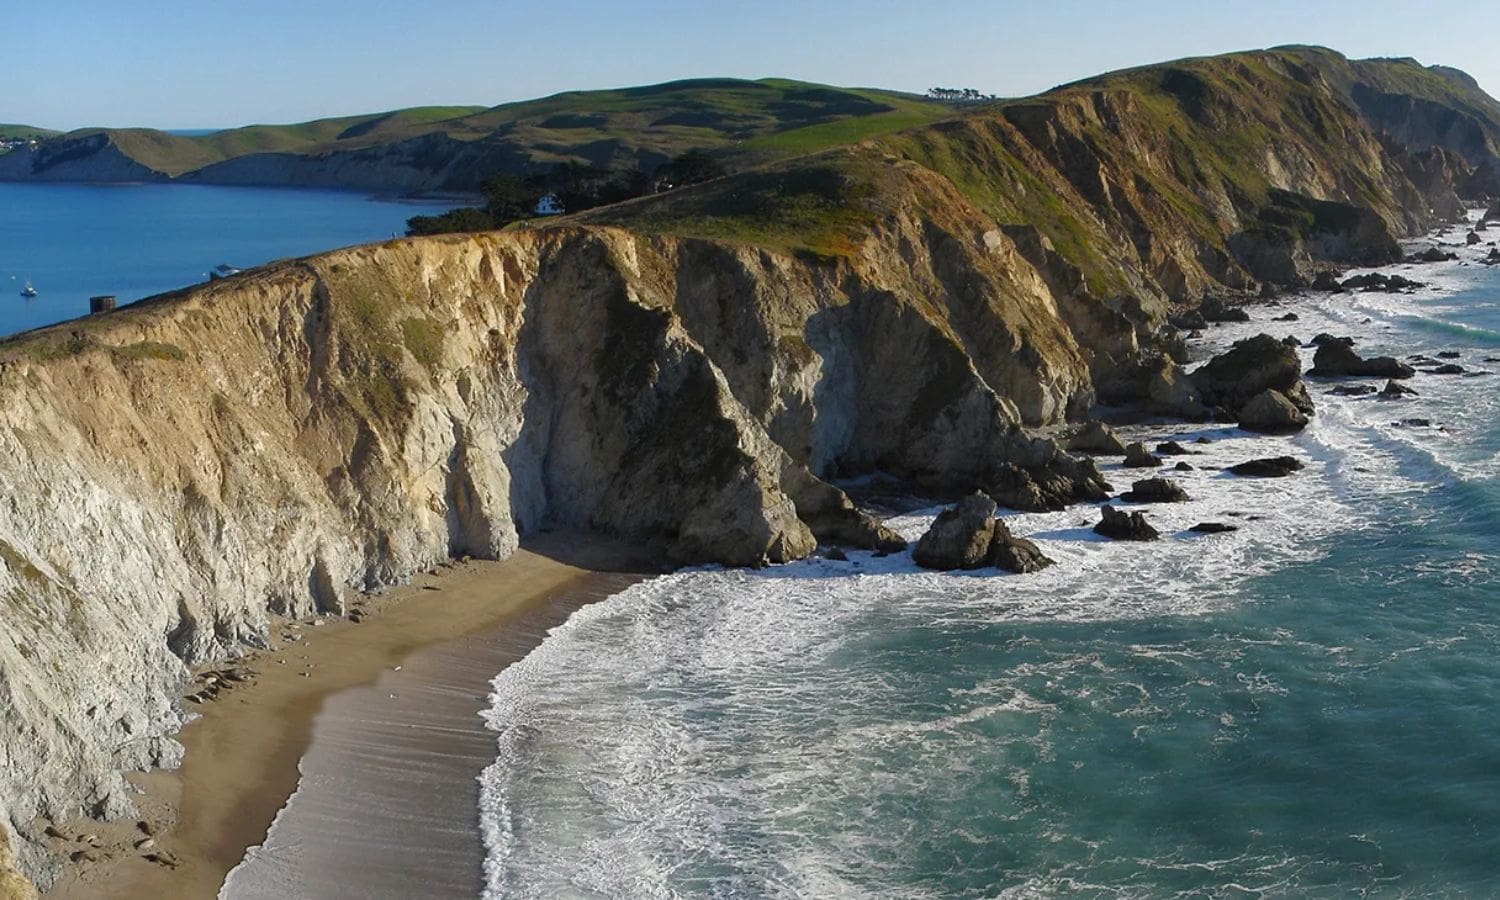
xmin=19 ymin=281 xmax=36 ymax=298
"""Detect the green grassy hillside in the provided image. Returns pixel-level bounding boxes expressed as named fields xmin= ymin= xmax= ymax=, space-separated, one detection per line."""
xmin=0 ymin=124 xmax=60 ymax=141
xmin=575 ymin=47 xmax=1499 ymax=303
xmin=33 ymin=80 xmax=954 ymax=179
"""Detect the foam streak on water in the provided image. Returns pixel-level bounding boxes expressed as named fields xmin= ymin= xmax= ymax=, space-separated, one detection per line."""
xmin=479 ymin=215 xmax=1500 ymax=898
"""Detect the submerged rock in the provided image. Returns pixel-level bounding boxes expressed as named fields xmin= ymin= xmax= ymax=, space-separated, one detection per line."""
xmin=1093 ymin=505 xmax=1160 ymax=541
xmin=1229 ymin=456 xmax=1306 ymax=478
xmin=1190 ymin=522 xmax=1240 ymax=534
xmin=1329 ymin=384 xmax=1378 ymax=396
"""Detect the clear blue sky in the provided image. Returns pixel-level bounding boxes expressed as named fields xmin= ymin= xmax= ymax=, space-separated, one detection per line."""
xmin=8 ymin=0 xmax=1500 ymax=130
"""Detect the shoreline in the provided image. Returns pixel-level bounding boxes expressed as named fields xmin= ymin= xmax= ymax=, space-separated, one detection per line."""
xmin=45 ymin=534 xmax=656 ymax=899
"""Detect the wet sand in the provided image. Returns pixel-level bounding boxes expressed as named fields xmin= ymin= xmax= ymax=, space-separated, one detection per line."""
xmin=46 ymin=535 xmax=654 ymax=899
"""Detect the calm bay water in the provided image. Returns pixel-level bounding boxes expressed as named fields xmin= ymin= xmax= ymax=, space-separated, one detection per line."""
xmin=0 ymin=182 xmax=451 ymax=336
xmin=478 ymin=227 xmax=1500 ymax=897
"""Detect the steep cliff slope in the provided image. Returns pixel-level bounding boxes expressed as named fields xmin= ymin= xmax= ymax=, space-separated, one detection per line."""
xmin=0 ymin=219 xmax=1112 ymax=883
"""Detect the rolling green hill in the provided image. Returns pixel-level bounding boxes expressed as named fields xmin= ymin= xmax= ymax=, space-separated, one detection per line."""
xmin=2 ymin=81 xmax=956 ymax=189
xmin=0 ymin=124 xmax=59 ymax=142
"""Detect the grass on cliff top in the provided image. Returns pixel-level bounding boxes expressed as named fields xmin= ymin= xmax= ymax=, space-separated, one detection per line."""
xmin=572 ymin=153 xmax=893 ymax=260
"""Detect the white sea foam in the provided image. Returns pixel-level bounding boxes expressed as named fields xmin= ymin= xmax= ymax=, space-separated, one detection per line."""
xmin=476 ymin=223 xmax=1500 ymax=898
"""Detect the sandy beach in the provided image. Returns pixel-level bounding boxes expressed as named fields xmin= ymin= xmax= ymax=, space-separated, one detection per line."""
xmin=44 ymin=534 xmax=654 ymax=899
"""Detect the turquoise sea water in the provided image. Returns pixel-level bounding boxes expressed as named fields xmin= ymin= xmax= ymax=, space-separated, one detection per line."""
xmin=479 ymin=226 xmax=1500 ymax=897
xmin=0 ymin=182 xmax=450 ymax=336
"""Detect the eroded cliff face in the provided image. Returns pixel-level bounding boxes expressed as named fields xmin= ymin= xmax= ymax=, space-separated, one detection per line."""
xmin=5 ymin=46 xmax=1497 ymax=888
xmin=0 ymin=215 xmax=1110 ymax=882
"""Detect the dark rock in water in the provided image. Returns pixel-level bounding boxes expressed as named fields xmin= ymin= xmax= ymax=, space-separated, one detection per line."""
xmin=1229 ymin=456 xmax=1306 ymax=478
xmin=825 ymin=547 xmax=849 ymax=561
xmin=1437 ymin=351 xmax=1461 ymax=359
xmin=1340 ymin=272 xmax=1425 ymax=293
xmin=1238 ymin=388 xmax=1310 ymax=434
xmin=1425 ymin=364 xmax=1465 ymax=375
xmin=1169 ymin=310 xmax=1209 ymax=331
xmin=913 ymin=493 xmax=997 ymax=570
xmin=1191 ymin=334 xmax=1313 ymax=416
xmin=1310 ymin=333 xmax=1355 ymax=348
xmin=988 ymin=520 xmax=1054 ymax=574
xmin=1395 ymin=418 xmax=1433 ymax=428
xmin=1120 ymin=477 xmax=1191 ymax=503
xmin=1379 ymin=380 xmax=1418 ymax=399
xmin=1311 ymin=270 xmax=1344 ymax=291
xmin=1155 ymin=441 xmax=1195 ymax=456
xmin=1329 ymin=384 xmax=1378 ymax=396
xmin=1066 ymin=420 xmax=1127 ymax=455
xmin=1273 ymin=312 xmax=1300 ymax=322
xmin=1469 ymin=231 xmax=1483 ymax=245
xmin=1408 ymin=247 xmax=1458 ymax=263
xmin=1259 ymin=282 xmax=1280 ymax=300
xmin=1123 ymin=442 xmax=1163 ymax=468
xmin=1408 ymin=354 xmax=1438 ymax=364
xmin=1193 ymin=436 xmax=1214 ymax=444
xmin=1174 ymin=461 xmax=1195 ymax=472
xmin=983 ymin=461 xmax=1110 ymax=513
xmin=1308 ymin=341 xmax=1415 ymax=379
xmin=1201 ymin=297 xmax=1251 ymax=323
xmin=1094 ymin=505 xmax=1160 ymax=541
xmin=912 ymin=494 xmax=1054 ymax=574
xmin=1282 ymin=335 xmax=1301 ymax=348
xmin=1486 ymin=357 xmax=1500 ymax=363
xmin=1190 ymin=522 xmax=1240 ymax=534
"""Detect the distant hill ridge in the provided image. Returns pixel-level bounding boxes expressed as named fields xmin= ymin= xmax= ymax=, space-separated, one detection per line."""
xmin=0 ymin=79 xmax=955 ymax=191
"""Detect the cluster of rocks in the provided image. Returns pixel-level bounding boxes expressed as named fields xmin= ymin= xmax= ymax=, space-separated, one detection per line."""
xmin=1310 ymin=270 xmax=1424 ymax=293
xmin=912 ymin=493 xmax=1054 ymax=574
xmin=1407 ymin=247 xmax=1458 ymax=263
xmin=1306 ymin=335 xmax=1415 ymax=379
xmin=1190 ymin=334 xmax=1314 ymax=433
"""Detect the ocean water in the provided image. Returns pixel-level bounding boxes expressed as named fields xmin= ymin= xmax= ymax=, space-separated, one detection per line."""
xmin=0 ymin=182 xmax=451 ymax=336
xmin=478 ymin=219 xmax=1500 ymax=898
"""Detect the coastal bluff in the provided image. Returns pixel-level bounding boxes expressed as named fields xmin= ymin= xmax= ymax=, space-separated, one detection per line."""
xmin=6 ymin=44 xmax=1500 ymax=889
xmin=0 ymin=221 xmax=1106 ymax=883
